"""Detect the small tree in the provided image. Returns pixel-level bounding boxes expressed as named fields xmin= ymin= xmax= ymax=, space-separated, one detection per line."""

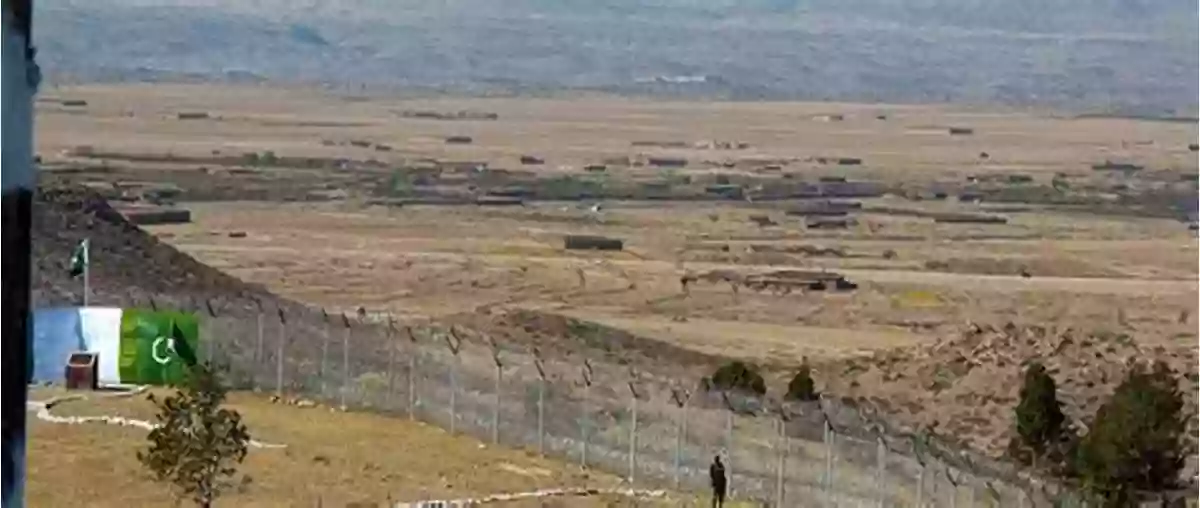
xmin=1072 ymin=361 xmax=1186 ymax=506
xmin=786 ymin=361 xmax=819 ymax=401
xmin=708 ymin=360 xmax=767 ymax=396
xmin=139 ymin=365 xmax=250 ymax=507
xmin=1009 ymin=362 xmax=1067 ymax=467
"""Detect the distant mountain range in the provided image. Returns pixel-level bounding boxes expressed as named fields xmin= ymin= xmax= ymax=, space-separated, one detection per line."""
xmin=34 ymin=0 xmax=1198 ymax=115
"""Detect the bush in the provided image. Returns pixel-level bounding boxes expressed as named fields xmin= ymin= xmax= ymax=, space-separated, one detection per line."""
xmin=1072 ymin=361 xmax=1186 ymax=506
xmin=539 ymin=175 xmax=606 ymax=199
xmin=786 ymin=362 xmax=819 ymax=401
xmin=709 ymin=361 xmax=766 ymax=396
xmin=388 ymin=170 xmax=414 ymax=197
xmin=1009 ymin=362 xmax=1068 ymax=467
xmin=139 ymin=365 xmax=250 ymax=507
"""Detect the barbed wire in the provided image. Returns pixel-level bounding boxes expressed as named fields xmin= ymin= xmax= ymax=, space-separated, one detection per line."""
xmin=74 ymin=292 xmax=1183 ymax=506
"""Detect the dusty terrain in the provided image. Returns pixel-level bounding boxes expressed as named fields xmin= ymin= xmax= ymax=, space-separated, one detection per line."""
xmin=33 ymin=84 xmax=1199 ymax=491
xmin=26 ymin=387 xmax=687 ymax=507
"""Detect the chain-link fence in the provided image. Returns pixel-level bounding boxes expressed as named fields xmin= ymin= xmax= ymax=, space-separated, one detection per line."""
xmin=160 ymin=297 xmax=1178 ymax=507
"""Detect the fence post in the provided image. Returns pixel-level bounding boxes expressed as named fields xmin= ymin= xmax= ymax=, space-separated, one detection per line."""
xmin=275 ymin=307 xmax=286 ymax=396
xmin=385 ymin=318 xmax=396 ymax=408
xmin=720 ymin=391 xmax=735 ymax=499
xmin=947 ymin=468 xmax=960 ymax=508
xmin=405 ymin=326 xmax=418 ymax=420
xmin=985 ymin=481 xmax=1001 ymax=508
xmin=340 ymin=313 xmax=352 ymax=409
xmin=254 ymin=299 xmax=264 ymax=389
xmin=626 ymin=369 xmax=641 ymax=485
xmin=445 ymin=327 xmax=464 ymax=434
xmin=876 ymin=435 xmax=887 ymax=508
xmin=579 ymin=359 xmax=593 ymax=469
xmin=823 ymin=417 xmax=834 ymax=495
xmin=203 ymin=299 xmax=217 ymax=364
xmin=916 ymin=460 xmax=926 ymax=507
xmin=319 ymin=308 xmax=330 ymax=398
xmin=533 ymin=348 xmax=547 ymax=456
xmin=488 ymin=337 xmax=503 ymax=445
xmin=776 ymin=404 xmax=789 ymax=508
xmin=670 ymin=386 xmax=692 ymax=489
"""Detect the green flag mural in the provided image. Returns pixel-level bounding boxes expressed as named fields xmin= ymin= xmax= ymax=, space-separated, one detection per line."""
xmin=117 ymin=309 xmax=200 ymax=386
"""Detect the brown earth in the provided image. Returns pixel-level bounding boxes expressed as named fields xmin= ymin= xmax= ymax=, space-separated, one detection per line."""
xmin=26 ymin=388 xmax=631 ymax=507
xmin=821 ymin=324 xmax=1199 ymax=472
xmin=29 ymin=84 xmax=1200 ymax=499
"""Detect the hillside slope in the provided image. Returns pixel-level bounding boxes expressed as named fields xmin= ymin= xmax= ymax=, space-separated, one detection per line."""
xmin=35 ymin=0 xmax=1198 ymax=115
xmin=32 ymin=184 xmax=273 ymax=311
xmin=824 ymin=323 xmax=1199 ymax=477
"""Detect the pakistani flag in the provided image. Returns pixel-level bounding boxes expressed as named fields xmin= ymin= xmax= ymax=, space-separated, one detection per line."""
xmin=119 ymin=309 xmax=201 ymax=385
xmin=31 ymin=307 xmax=202 ymax=386
xmin=68 ymin=239 xmax=88 ymax=277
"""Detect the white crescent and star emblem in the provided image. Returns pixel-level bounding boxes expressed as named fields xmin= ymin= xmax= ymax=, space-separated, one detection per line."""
xmin=150 ymin=336 xmax=178 ymax=365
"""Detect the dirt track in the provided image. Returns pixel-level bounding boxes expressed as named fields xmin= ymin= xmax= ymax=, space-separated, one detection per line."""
xmin=167 ymin=242 xmax=1197 ymax=297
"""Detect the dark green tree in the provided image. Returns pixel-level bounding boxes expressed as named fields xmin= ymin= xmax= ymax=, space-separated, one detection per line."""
xmin=138 ymin=364 xmax=250 ymax=507
xmin=1009 ymin=362 xmax=1067 ymax=466
xmin=786 ymin=360 xmax=819 ymax=401
xmin=1072 ymin=361 xmax=1186 ymax=506
xmin=708 ymin=360 xmax=767 ymax=396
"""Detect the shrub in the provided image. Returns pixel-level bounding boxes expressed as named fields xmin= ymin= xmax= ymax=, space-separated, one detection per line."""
xmin=786 ymin=361 xmax=819 ymax=401
xmin=388 ymin=170 xmax=414 ymax=197
xmin=709 ymin=361 xmax=766 ymax=396
xmin=139 ymin=365 xmax=250 ymax=507
xmin=1009 ymin=362 xmax=1067 ymax=467
xmin=1072 ymin=361 xmax=1186 ymax=506
xmin=539 ymin=175 xmax=605 ymax=199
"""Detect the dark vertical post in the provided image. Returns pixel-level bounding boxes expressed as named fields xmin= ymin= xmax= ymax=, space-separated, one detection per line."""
xmin=203 ymin=299 xmax=218 ymax=364
xmin=405 ymin=326 xmax=418 ymax=420
xmin=385 ymin=318 xmax=396 ymax=408
xmin=274 ymin=307 xmax=286 ymax=396
xmin=319 ymin=308 xmax=330 ymax=397
xmin=487 ymin=337 xmax=503 ymax=445
xmin=626 ymin=369 xmax=641 ymax=485
xmin=532 ymin=348 xmax=547 ymax=456
xmin=253 ymin=298 xmax=264 ymax=389
xmin=340 ymin=312 xmax=351 ymax=409
xmin=579 ymin=359 xmax=594 ymax=468
xmin=670 ymin=386 xmax=692 ymax=489
xmin=444 ymin=327 xmax=464 ymax=434
xmin=2 ymin=2 xmax=38 ymax=505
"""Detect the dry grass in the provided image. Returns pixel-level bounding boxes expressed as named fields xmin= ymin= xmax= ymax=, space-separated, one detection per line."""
xmin=37 ymin=84 xmax=1198 ymax=180
xmin=27 ymin=388 xmax=633 ymax=507
xmin=30 ymin=84 xmax=1198 ymax=486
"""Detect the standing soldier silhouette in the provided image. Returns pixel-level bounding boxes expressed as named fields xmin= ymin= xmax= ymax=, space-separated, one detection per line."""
xmin=709 ymin=455 xmax=727 ymax=508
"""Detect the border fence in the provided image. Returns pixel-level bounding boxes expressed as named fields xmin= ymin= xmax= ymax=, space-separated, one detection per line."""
xmin=114 ymin=294 xmax=1185 ymax=507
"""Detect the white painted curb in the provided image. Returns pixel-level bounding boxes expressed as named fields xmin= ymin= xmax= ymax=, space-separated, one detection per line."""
xmin=393 ymin=487 xmax=667 ymax=507
xmin=27 ymin=392 xmax=287 ymax=449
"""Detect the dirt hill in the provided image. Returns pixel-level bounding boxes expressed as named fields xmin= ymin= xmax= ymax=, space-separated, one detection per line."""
xmin=823 ymin=323 xmax=1199 ymax=476
xmin=32 ymin=184 xmax=274 ymax=312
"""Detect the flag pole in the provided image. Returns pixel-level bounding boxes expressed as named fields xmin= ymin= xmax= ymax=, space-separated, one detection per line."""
xmin=82 ymin=239 xmax=89 ymax=307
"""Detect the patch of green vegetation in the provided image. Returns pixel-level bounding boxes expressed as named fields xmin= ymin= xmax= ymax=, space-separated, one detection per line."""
xmin=1072 ymin=361 xmax=1187 ymax=506
xmin=539 ymin=174 xmax=608 ymax=199
xmin=1009 ymin=362 xmax=1068 ymax=467
xmin=567 ymin=319 xmax=614 ymax=353
xmin=708 ymin=361 xmax=766 ymax=396
xmin=786 ymin=361 xmax=818 ymax=401
xmin=242 ymin=151 xmax=278 ymax=167
xmin=388 ymin=170 xmax=414 ymax=197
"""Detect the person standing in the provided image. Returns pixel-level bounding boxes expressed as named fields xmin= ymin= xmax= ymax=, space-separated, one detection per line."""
xmin=709 ymin=455 xmax=727 ymax=508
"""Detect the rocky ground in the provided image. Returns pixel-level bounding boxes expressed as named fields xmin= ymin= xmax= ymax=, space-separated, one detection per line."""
xmin=822 ymin=322 xmax=1199 ymax=479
